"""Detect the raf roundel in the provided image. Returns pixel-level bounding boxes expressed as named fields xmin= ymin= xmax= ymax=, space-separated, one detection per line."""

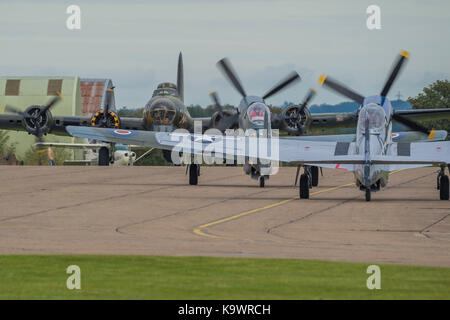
xmin=114 ymin=129 xmax=132 ymax=135
xmin=110 ymin=129 xmax=139 ymax=138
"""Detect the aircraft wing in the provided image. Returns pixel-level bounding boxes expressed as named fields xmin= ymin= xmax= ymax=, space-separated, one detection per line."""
xmin=65 ymin=126 xmax=450 ymax=169
xmin=192 ymin=117 xmax=214 ymax=129
xmin=33 ymin=142 xmax=106 ymax=149
xmin=378 ymin=141 xmax=450 ymax=167
xmin=395 ymin=108 xmax=450 ymax=122
xmin=309 ymin=112 xmax=357 ymax=130
xmin=65 ymin=125 xmax=365 ymax=164
xmin=0 ymin=113 xmax=145 ymax=136
xmin=283 ymin=130 xmax=448 ymax=143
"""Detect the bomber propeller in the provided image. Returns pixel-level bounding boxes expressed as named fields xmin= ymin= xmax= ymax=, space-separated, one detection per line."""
xmin=280 ymin=88 xmax=317 ymax=134
xmin=209 ymin=90 xmax=239 ymax=132
xmin=2 ymin=93 xmax=62 ymax=164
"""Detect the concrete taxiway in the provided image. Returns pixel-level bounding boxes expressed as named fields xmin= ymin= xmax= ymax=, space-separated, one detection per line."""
xmin=0 ymin=166 xmax=448 ymax=267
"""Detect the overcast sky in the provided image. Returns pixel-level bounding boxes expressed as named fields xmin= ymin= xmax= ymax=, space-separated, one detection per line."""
xmin=1 ymin=0 xmax=449 ymax=109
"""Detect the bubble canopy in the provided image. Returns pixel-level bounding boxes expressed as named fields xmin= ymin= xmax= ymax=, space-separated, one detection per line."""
xmin=358 ymin=103 xmax=387 ymax=133
xmin=247 ymin=102 xmax=267 ymax=125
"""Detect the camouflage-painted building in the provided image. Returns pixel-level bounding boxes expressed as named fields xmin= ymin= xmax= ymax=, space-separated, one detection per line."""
xmin=0 ymin=77 xmax=114 ymax=161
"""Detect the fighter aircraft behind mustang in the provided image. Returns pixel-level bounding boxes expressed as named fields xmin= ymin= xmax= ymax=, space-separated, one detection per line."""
xmin=64 ymin=50 xmax=450 ymax=201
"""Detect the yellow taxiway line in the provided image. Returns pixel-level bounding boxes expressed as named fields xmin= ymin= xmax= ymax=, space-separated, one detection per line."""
xmin=193 ymin=170 xmax=403 ymax=240
xmin=193 ymin=181 xmax=355 ymax=239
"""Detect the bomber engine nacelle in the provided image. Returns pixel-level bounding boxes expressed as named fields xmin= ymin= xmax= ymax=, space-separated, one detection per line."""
xmin=210 ymin=109 xmax=235 ymax=130
xmin=281 ymin=104 xmax=311 ymax=135
xmin=23 ymin=105 xmax=53 ymax=136
xmin=90 ymin=109 xmax=120 ymax=128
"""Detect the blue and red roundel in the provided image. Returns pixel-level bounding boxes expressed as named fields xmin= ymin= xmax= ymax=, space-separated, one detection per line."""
xmin=110 ymin=129 xmax=139 ymax=137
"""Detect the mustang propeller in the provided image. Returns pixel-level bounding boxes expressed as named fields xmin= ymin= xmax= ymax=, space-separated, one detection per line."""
xmin=213 ymin=58 xmax=301 ymax=130
xmin=318 ymin=50 xmax=434 ymax=137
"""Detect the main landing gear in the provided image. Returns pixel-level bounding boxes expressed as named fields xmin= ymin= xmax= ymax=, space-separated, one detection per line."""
xmin=297 ymin=165 xmax=314 ymax=199
xmin=259 ymin=176 xmax=265 ymax=188
xmin=311 ymin=166 xmax=319 ymax=187
xmin=188 ymin=163 xmax=200 ymax=185
xmin=365 ymin=188 xmax=371 ymax=202
xmin=98 ymin=145 xmax=115 ymax=166
xmin=437 ymin=166 xmax=449 ymax=200
xmin=296 ymin=165 xmax=320 ymax=199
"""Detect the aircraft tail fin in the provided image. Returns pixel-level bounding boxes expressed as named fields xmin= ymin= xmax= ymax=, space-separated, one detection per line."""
xmin=177 ymin=52 xmax=184 ymax=102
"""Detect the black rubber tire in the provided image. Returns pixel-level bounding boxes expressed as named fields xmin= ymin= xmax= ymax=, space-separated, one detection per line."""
xmin=259 ymin=176 xmax=265 ymax=188
xmin=299 ymin=174 xmax=310 ymax=199
xmin=189 ymin=164 xmax=198 ymax=185
xmin=365 ymin=189 xmax=371 ymax=202
xmin=439 ymin=175 xmax=449 ymax=200
xmin=311 ymin=166 xmax=319 ymax=187
xmin=162 ymin=149 xmax=173 ymax=164
xmin=98 ymin=147 xmax=110 ymax=166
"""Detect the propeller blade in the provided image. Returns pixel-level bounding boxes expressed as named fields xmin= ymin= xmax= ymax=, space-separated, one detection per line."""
xmin=381 ymin=50 xmax=409 ymax=97
xmin=209 ymin=90 xmax=223 ymax=117
xmin=216 ymin=113 xmax=239 ymax=132
xmin=2 ymin=104 xmax=28 ymax=117
xmin=217 ymin=58 xmax=247 ymax=98
xmin=392 ymin=112 xmax=431 ymax=135
xmin=298 ymin=88 xmax=317 ymax=113
xmin=42 ymin=93 xmax=62 ymax=113
xmin=262 ymin=71 xmax=301 ymax=100
xmin=318 ymin=74 xmax=365 ymax=105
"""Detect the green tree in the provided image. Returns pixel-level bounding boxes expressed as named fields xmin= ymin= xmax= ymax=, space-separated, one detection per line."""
xmin=0 ymin=130 xmax=17 ymax=156
xmin=408 ymin=80 xmax=450 ymax=133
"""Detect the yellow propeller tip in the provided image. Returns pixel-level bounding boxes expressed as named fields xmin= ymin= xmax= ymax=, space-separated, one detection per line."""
xmin=311 ymin=88 xmax=317 ymax=94
xmin=400 ymin=50 xmax=410 ymax=58
xmin=106 ymin=88 xmax=114 ymax=92
xmin=318 ymin=74 xmax=327 ymax=86
xmin=56 ymin=91 xmax=63 ymax=99
xmin=2 ymin=104 xmax=6 ymax=113
xmin=428 ymin=129 xmax=436 ymax=140
xmin=209 ymin=90 xmax=216 ymax=95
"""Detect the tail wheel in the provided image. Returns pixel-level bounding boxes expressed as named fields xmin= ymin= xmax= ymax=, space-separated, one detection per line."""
xmin=98 ymin=147 xmax=110 ymax=166
xmin=439 ymin=175 xmax=449 ymax=200
xmin=311 ymin=166 xmax=319 ymax=187
xmin=189 ymin=164 xmax=199 ymax=185
xmin=365 ymin=189 xmax=371 ymax=202
xmin=299 ymin=174 xmax=310 ymax=199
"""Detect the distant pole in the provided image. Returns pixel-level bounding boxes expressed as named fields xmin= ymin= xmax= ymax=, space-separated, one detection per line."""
xmin=396 ymin=91 xmax=402 ymax=100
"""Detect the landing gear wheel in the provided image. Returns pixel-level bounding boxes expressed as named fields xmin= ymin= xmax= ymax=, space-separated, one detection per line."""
xmin=259 ymin=176 xmax=265 ymax=188
xmin=439 ymin=175 xmax=449 ymax=200
xmin=98 ymin=147 xmax=110 ymax=166
xmin=189 ymin=164 xmax=199 ymax=185
xmin=299 ymin=174 xmax=310 ymax=199
xmin=365 ymin=188 xmax=371 ymax=202
xmin=311 ymin=166 xmax=319 ymax=187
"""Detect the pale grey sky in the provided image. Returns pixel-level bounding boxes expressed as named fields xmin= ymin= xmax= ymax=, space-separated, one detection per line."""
xmin=1 ymin=0 xmax=449 ymax=108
